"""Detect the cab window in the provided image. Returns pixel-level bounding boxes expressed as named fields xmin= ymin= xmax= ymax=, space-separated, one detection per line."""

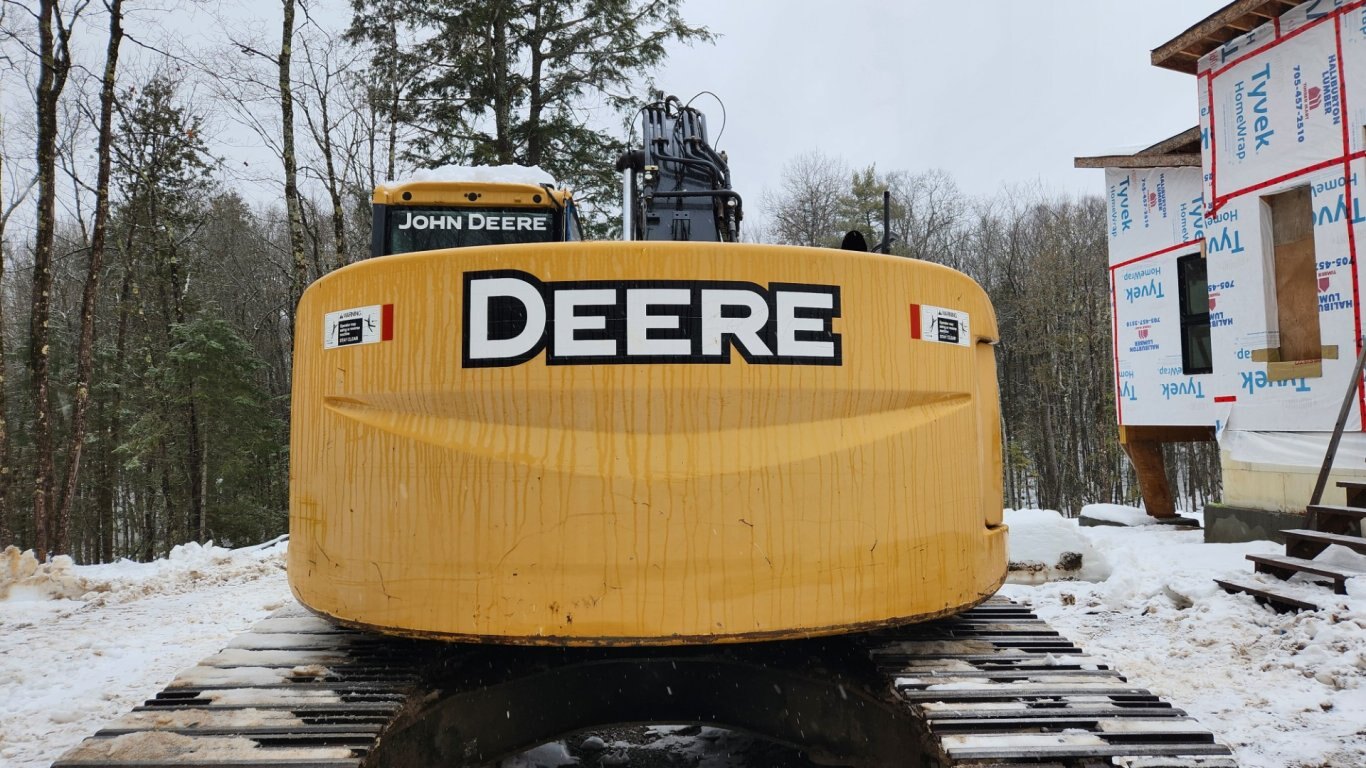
xmin=565 ymin=202 xmax=585 ymax=241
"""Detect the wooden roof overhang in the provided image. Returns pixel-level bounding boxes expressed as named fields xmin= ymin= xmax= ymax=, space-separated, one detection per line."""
xmin=1074 ymin=126 xmax=1203 ymax=169
xmin=1151 ymin=0 xmax=1304 ymax=74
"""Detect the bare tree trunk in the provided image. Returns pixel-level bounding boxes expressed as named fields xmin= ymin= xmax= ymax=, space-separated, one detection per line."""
xmin=280 ymin=0 xmax=308 ymax=317
xmin=300 ymin=203 xmax=322 ymax=281
xmin=141 ymin=467 xmax=156 ymax=560
xmin=324 ymin=157 xmax=347 ymax=270
xmin=384 ymin=16 xmax=399 ymax=182
xmin=490 ymin=11 xmax=513 ymax=163
xmin=57 ymin=0 xmax=123 ymax=556
xmin=200 ymin=435 xmax=208 ymax=540
xmin=306 ymin=55 xmax=349 ymax=270
xmin=31 ymin=0 xmax=76 ymax=560
xmin=0 ymin=154 xmax=9 ymax=544
xmin=96 ymin=238 xmax=136 ymax=561
xmin=163 ymin=234 xmax=205 ymax=542
xmin=525 ymin=9 xmax=545 ymax=165
xmin=186 ymin=402 xmax=203 ymax=539
xmin=0 ymin=156 xmax=37 ymax=543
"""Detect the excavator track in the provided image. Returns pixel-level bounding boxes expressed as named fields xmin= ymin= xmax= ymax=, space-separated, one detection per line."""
xmin=52 ymin=597 xmax=1235 ymax=768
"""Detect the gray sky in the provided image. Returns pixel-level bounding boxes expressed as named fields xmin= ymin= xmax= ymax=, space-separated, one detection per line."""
xmin=1 ymin=0 xmax=1234 ymax=227
xmin=654 ymin=0 xmax=1228 ymax=204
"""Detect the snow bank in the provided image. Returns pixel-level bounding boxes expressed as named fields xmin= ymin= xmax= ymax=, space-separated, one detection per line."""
xmin=1004 ymin=509 xmax=1111 ymax=583
xmin=1 ymin=538 xmax=286 ymax=604
xmin=380 ymin=164 xmax=556 ymax=190
xmin=1078 ymin=503 xmax=1167 ymax=526
xmin=0 ymin=539 xmax=291 ymax=768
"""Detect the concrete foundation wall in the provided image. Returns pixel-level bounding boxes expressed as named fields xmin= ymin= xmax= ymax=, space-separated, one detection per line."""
xmin=1219 ymin=450 xmax=1366 ymax=513
xmin=1203 ymin=504 xmax=1305 ymax=545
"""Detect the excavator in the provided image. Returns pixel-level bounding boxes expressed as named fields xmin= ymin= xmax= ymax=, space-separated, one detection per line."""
xmin=51 ymin=95 xmax=1234 ymax=768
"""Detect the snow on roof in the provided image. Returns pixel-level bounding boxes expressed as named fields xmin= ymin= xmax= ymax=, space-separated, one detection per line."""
xmin=383 ymin=164 xmax=557 ymax=189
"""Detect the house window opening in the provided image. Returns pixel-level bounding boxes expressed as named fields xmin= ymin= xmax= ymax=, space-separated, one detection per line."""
xmin=1178 ymin=253 xmax=1212 ymax=375
xmin=1264 ymin=186 xmax=1321 ymax=362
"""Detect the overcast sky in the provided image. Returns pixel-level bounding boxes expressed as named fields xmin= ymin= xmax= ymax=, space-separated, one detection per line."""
xmin=3 ymin=0 xmax=1235 ymax=224
xmin=654 ymin=0 xmax=1228 ymax=204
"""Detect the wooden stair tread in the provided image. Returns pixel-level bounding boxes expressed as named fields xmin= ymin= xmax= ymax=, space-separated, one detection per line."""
xmin=1336 ymin=480 xmax=1366 ymax=491
xmin=1247 ymin=553 xmax=1365 ymax=581
xmin=1283 ymin=529 xmax=1366 ymax=553
xmin=1307 ymin=504 xmax=1366 ymax=519
xmin=1216 ymin=578 xmax=1320 ymax=611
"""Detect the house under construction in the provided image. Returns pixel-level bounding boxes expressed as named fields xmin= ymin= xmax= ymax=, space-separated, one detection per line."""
xmin=1077 ymin=0 xmax=1366 ymax=540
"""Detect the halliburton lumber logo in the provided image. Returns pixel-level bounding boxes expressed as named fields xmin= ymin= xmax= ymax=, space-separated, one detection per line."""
xmin=462 ymin=270 xmax=842 ymax=367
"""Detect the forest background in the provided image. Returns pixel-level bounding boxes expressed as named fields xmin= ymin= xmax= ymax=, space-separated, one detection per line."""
xmin=0 ymin=0 xmax=1218 ymax=562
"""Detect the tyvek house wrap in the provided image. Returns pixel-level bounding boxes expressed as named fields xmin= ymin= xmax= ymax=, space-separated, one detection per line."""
xmin=1107 ymin=167 xmax=1209 ymax=429
xmin=1109 ymin=0 xmax=1366 ymax=447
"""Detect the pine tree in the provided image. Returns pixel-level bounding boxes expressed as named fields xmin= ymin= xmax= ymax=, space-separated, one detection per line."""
xmin=348 ymin=0 xmax=712 ymax=235
xmin=108 ymin=75 xmax=216 ymax=553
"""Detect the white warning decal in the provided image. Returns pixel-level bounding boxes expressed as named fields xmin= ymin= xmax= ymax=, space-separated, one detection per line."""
xmin=911 ymin=304 xmax=970 ymax=347
xmin=324 ymin=304 xmax=393 ymax=349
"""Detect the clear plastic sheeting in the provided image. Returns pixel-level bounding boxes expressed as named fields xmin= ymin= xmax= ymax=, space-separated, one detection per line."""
xmin=1220 ymin=428 xmax=1366 ymax=468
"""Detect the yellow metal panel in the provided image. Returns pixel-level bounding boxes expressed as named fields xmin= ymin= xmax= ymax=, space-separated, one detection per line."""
xmin=288 ymin=242 xmax=1005 ymax=645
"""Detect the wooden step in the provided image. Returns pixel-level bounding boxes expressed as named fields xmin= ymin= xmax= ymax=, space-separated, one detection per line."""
xmin=1307 ymin=504 xmax=1366 ymax=520
xmin=1283 ymin=528 xmax=1366 ymax=559
xmin=1247 ymin=554 xmax=1364 ymax=594
xmin=1337 ymin=480 xmax=1366 ymax=507
xmin=1216 ymin=578 xmax=1320 ymax=612
xmin=1306 ymin=504 xmax=1366 ymax=536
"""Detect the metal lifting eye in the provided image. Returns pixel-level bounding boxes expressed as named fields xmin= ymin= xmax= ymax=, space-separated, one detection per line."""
xmin=401 ymin=191 xmax=412 ymax=201
xmin=533 ymin=194 xmax=542 ymax=203
xmin=466 ymin=192 xmax=480 ymax=202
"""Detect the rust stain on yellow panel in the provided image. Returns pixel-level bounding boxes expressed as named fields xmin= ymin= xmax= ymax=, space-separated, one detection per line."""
xmin=288 ymin=242 xmax=1006 ymax=645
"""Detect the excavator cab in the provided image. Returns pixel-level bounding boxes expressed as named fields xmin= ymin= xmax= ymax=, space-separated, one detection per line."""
xmin=370 ymin=177 xmax=583 ymax=257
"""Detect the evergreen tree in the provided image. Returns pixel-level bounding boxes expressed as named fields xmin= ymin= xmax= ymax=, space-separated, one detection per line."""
xmin=348 ymin=0 xmax=712 ymax=235
xmin=108 ymin=75 xmax=216 ymax=553
xmin=835 ymin=165 xmax=906 ymax=253
xmin=164 ymin=316 xmax=286 ymax=546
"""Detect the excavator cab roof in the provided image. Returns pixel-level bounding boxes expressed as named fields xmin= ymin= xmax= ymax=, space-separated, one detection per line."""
xmin=370 ymin=178 xmax=580 ymax=258
xmin=371 ymin=179 xmax=572 ymax=208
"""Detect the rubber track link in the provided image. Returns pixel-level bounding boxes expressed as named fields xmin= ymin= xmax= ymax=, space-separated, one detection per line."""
xmin=52 ymin=598 xmax=1235 ymax=767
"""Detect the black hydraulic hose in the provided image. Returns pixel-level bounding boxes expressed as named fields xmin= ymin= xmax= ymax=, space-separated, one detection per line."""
xmin=689 ymin=140 xmax=731 ymax=188
xmin=643 ymin=190 xmax=742 ymax=204
xmin=649 ymin=150 xmax=723 ymax=187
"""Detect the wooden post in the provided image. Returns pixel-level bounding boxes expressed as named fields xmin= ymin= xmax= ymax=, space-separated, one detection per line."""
xmin=1117 ymin=425 xmax=1215 ymax=519
xmin=1122 ymin=439 xmax=1176 ymax=518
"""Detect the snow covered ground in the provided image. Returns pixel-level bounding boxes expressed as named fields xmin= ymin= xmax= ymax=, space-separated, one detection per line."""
xmin=0 ymin=541 xmax=292 ymax=768
xmin=999 ymin=510 xmax=1366 ymax=768
xmin=3 ymin=518 xmax=1365 ymax=767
